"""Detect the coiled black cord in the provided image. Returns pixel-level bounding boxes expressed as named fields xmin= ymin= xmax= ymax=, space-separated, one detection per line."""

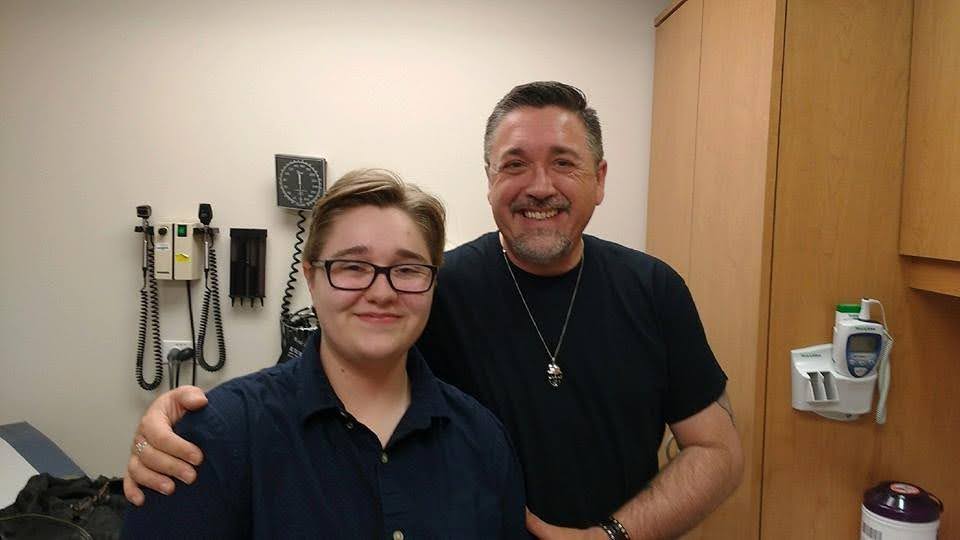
xmin=280 ymin=210 xmax=308 ymax=319
xmin=197 ymin=230 xmax=226 ymax=371
xmin=185 ymin=280 xmax=197 ymax=386
xmin=136 ymin=233 xmax=163 ymax=390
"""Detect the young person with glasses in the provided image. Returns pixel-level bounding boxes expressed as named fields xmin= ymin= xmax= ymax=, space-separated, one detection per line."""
xmin=121 ymin=169 xmax=528 ymax=539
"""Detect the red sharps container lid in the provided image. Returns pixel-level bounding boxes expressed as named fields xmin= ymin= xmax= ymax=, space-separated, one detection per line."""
xmin=863 ymin=481 xmax=943 ymax=524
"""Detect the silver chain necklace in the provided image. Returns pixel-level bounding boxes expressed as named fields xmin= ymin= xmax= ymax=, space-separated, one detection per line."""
xmin=501 ymin=242 xmax=585 ymax=388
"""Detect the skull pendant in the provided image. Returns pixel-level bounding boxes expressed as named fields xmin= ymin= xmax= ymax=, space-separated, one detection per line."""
xmin=546 ymin=362 xmax=563 ymax=387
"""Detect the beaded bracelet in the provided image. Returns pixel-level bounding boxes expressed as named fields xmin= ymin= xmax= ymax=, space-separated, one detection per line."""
xmin=599 ymin=516 xmax=630 ymax=540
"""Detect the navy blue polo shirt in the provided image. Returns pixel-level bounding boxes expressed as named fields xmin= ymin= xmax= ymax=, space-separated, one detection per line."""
xmin=122 ymin=333 xmax=528 ymax=539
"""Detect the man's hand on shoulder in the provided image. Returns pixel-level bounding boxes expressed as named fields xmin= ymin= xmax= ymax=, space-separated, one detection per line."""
xmin=124 ymin=386 xmax=209 ymax=506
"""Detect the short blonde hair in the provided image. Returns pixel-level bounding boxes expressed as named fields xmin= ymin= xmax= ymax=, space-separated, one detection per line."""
xmin=303 ymin=168 xmax=446 ymax=266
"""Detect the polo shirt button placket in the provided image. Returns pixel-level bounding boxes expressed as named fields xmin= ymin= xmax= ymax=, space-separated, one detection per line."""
xmin=380 ymin=451 xmax=389 ymax=464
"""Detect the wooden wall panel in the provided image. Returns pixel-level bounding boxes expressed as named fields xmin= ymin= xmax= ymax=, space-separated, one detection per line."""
xmin=682 ymin=0 xmax=781 ymax=537
xmin=646 ymin=0 xmax=702 ymax=280
xmin=761 ymin=1 xmax=916 ymax=538
xmin=900 ymin=0 xmax=960 ymax=261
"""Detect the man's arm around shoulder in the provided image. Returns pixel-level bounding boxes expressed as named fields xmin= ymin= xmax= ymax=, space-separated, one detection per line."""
xmin=121 ymin=393 xmax=248 ymax=538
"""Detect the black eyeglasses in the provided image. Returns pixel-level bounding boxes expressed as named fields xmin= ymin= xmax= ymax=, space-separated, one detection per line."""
xmin=313 ymin=259 xmax=438 ymax=293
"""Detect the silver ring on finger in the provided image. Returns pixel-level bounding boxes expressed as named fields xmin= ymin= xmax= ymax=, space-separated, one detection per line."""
xmin=135 ymin=439 xmax=149 ymax=457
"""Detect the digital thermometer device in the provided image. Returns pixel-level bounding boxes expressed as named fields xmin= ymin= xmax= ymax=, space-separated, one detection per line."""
xmin=833 ymin=318 xmax=885 ymax=378
xmin=791 ymin=298 xmax=894 ymax=424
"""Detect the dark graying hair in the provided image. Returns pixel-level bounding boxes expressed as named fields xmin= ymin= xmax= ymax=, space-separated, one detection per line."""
xmin=483 ymin=81 xmax=604 ymax=168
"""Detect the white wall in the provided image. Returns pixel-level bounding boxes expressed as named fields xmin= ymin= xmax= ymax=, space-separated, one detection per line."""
xmin=0 ymin=0 xmax=667 ymax=476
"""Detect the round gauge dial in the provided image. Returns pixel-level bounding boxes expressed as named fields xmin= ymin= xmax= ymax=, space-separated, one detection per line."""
xmin=276 ymin=155 xmax=326 ymax=210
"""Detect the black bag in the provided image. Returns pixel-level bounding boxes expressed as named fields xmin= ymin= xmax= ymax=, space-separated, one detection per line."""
xmin=0 ymin=474 xmax=125 ymax=540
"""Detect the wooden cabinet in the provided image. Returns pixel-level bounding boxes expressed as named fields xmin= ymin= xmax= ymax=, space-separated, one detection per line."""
xmin=762 ymin=3 xmax=916 ymax=538
xmin=646 ymin=0 xmax=702 ymax=280
xmin=648 ymin=0 xmax=959 ymax=537
xmin=648 ymin=0 xmax=782 ymax=537
xmin=901 ymin=0 xmax=960 ymax=262
xmin=900 ymin=0 xmax=960 ymax=296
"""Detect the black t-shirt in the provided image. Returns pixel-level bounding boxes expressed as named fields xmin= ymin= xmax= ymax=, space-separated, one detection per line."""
xmin=417 ymin=232 xmax=727 ymax=528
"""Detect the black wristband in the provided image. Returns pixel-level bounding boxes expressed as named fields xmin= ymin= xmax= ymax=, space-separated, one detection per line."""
xmin=599 ymin=516 xmax=630 ymax=540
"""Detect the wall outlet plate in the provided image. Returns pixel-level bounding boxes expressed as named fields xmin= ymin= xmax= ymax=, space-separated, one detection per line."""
xmin=161 ymin=339 xmax=193 ymax=362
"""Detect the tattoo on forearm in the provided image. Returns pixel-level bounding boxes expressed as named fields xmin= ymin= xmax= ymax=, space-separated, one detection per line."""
xmin=717 ymin=393 xmax=735 ymax=426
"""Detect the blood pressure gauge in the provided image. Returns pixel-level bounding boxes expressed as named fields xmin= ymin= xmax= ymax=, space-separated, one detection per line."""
xmin=275 ymin=155 xmax=326 ymax=210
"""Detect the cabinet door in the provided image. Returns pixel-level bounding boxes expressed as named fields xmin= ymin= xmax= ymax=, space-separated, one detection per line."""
xmin=762 ymin=1 xmax=913 ymax=538
xmin=900 ymin=0 xmax=960 ymax=261
xmin=646 ymin=0 xmax=702 ymax=279
xmin=685 ymin=0 xmax=782 ymax=537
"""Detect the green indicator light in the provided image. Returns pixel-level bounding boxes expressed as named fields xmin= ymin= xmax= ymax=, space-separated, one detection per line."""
xmin=177 ymin=224 xmax=188 ymax=237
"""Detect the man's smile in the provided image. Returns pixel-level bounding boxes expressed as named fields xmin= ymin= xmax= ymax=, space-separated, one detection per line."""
xmin=520 ymin=209 xmax=561 ymax=220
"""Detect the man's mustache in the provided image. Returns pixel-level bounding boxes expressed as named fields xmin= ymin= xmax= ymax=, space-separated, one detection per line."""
xmin=510 ymin=197 xmax=570 ymax=212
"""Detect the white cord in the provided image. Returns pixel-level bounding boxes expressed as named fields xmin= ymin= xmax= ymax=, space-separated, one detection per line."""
xmin=863 ymin=298 xmax=893 ymax=424
xmin=875 ymin=330 xmax=893 ymax=424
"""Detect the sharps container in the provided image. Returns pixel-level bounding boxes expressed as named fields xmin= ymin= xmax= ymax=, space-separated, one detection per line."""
xmin=861 ymin=481 xmax=943 ymax=539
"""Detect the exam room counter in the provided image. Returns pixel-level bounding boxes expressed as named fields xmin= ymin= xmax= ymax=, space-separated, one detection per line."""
xmin=1 ymin=421 xmax=127 ymax=538
xmin=0 ymin=421 xmax=86 ymax=506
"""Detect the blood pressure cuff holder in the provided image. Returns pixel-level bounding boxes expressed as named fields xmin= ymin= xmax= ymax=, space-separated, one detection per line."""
xmin=278 ymin=307 xmax=318 ymax=364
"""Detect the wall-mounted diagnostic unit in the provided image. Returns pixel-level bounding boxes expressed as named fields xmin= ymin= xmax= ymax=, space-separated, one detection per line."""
xmin=133 ymin=203 xmax=227 ymax=391
xmin=791 ymin=298 xmax=894 ymax=423
xmin=153 ymin=220 xmax=203 ymax=280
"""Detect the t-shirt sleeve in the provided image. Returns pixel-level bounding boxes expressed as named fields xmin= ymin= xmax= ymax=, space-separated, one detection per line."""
xmin=656 ymin=263 xmax=728 ymax=424
xmin=121 ymin=392 xmax=250 ymax=539
xmin=418 ymin=290 xmax=455 ymax=380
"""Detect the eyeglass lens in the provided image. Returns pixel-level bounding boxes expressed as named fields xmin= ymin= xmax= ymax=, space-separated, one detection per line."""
xmin=327 ymin=260 xmax=433 ymax=292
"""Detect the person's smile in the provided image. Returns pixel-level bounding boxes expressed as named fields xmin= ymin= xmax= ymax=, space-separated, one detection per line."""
xmin=354 ymin=311 xmax=403 ymax=324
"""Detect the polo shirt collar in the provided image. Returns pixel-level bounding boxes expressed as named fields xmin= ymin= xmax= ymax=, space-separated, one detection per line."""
xmin=396 ymin=345 xmax=451 ymax=436
xmin=297 ymin=331 xmax=451 ymax=431
xmin=297 ymin=332 xmax=341 ymax=421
